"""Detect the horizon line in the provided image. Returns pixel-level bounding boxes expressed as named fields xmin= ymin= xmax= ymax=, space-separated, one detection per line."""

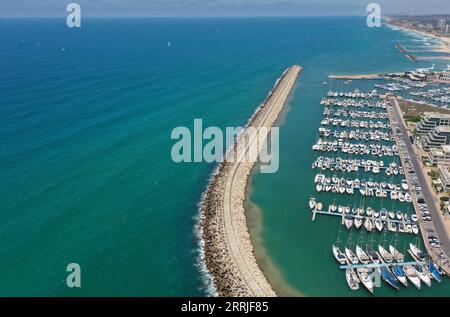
xmin=1 ymin=13 xmax=449 ymax=19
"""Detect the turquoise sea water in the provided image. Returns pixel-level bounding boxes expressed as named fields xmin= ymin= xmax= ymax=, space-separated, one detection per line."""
xmin=0 ymin=17 xmax=448 ymax=296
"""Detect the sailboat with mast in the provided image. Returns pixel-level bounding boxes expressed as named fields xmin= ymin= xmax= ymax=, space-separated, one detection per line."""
xmin=332 ymin=230 xmax=347 ymax=265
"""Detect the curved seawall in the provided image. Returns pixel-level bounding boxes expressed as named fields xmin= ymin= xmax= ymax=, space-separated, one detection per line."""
xmin=200 ymin=65 xmax=302 ymax=296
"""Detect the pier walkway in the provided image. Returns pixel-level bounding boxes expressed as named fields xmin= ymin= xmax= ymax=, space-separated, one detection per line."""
xmin=312 ymin=209 xmax=418 ymax=235
xmin=221 ymin=65 xmax=302 ymax=296
xmin=340 ymin=261 xmax=425 ymax=270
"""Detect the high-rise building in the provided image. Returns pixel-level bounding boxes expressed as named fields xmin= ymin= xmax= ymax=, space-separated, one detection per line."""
xmin=438 ymin=19 xmax=446 ymax=32
xmin=446 ymin=24 xmax=450 ymax=34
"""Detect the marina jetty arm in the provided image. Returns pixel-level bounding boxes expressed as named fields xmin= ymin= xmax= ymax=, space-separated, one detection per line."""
xmin=328 ymin=74 xmax=384 ymax=80
xmin=201 ymin=65 xmax=302 ymax=297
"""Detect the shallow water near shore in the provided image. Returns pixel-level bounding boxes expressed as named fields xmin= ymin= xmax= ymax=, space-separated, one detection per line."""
xmin=1 ymin=17 xmax=449 ymax=296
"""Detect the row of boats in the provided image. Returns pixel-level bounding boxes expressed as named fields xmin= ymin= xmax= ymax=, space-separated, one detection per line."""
xmin=374 ymin=83 xmax=412 ymax=92
xmin=311 ymin=89 xmax=446 ymax=293
xmin=318 ymin=127 xmax=394 ymax=142
xmin=313 ymin=174 xmax=411 ymax=201
xmin=333 ymin=243 xmax=444 ymax=293
xmin=320 ymin=117 xmax=390 ymax=130
xmin=312 ymin=156 xmax=403 ymax=176
xmin=310 ymin=200 xmax=419 ymax=234
xmin=320 ymin=98 xmax=388 ymax=109
xmin=309 ymin=200 xmax=417 ymax=222
xmin=326 ymin=89 xmax=379 ymax=99
xmin=314 ymin=174 xmax=409 ymax=191
xmin=320 ymin=118 xmax=390 ymax=129
xmin=342 ymin=215 xmax=419 ymax=234
xmin=312 ymin=140 xmax=399 ymax=157
xmin=408 ymin=87 xmax=450 ymax=104
xmin=323 ymin=108 xmax=389 ymax=119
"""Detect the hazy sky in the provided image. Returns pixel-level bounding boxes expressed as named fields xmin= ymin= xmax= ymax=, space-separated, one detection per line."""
xmin=1 ymin=0 xmax=449 ymax=17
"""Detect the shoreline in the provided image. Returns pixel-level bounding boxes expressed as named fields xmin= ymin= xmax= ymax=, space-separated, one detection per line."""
xmin=199 ymin=65 xmax=302 ymax=296
xmin=385 ymin=18 xmax=450 ymax=55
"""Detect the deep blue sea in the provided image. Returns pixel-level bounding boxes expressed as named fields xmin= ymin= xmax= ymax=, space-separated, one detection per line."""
xmin=0 ymin=17 xmax=447 ymax=296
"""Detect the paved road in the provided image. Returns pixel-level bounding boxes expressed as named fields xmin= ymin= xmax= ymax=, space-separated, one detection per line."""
xmin=390 ymin=97 xmax=450 ymax=272
xmin=223 ymin=66 xmax=301 ymax=296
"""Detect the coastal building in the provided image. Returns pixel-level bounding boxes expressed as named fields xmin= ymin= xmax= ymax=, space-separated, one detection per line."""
xmin=416 ymin=112 xmax=450 ymax=135
xmin=422 ymin=126 xmax=450 ymax=151
xmin=438 ymin=74 xmax=450 ymax=84
xmin=429 ymin=145 xmax=450 ymax=166
xmin=438 ymin=19 xmax=446 ymax=31
xmin=439 ymin=165 xmax=450 ymax=191
xmin=405 ymin=71 xmax=426 ymax=81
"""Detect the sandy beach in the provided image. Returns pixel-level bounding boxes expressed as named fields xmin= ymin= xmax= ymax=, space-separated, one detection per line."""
xmin=200 ymin=65 xmax=302 ymax=297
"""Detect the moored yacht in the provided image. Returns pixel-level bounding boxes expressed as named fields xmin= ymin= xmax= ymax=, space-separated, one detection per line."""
xmin=391 ymin=265 xmax=408 ymax=287
xmin=378 ymin=245 xmax=394 ymax=263
xmin=375 ymin=219 xmax=383 ymax=232
xmin=346 ymin=268 xmax=360 ymax=291
xmin=330 ymin=203 xmax=338 ymax=212
xmin=354 ymin=217 xmax=363 ymax=230
xmin=356 ymin=245 xmax=370 ymax=264
xmin=389 ymin=245 xmax=405 ymax=262
xmin=364 ymin=218 xmax=373 ymax=231
xmin=366 ymin=246 xmax=380 ymax=264
xmin=401 ymin=179 xmax=409 ymax=191
xmin=415 ymin=265 xmax=432 ymax=287
xmin=378 ymin=266 xmax=399 ymax=290
xmin=344 ymin=216 xmax=353 ymax=230
xmin=309 ymin=198 xmax=316 ymax=210
xmin=332 ymin=245 xmax=347 ymax=265
xmin=356 ymin=268 xmax=374 ymax=294
xmin=345 ymin=248 xmax=359 ymax=265
xmin=409 ymin=243 xmax=426 ymax=261
xmin=404 ymin=265 xmax=421 ymax=289
xmin=428 ymin=262 xmax=443 ymax=283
